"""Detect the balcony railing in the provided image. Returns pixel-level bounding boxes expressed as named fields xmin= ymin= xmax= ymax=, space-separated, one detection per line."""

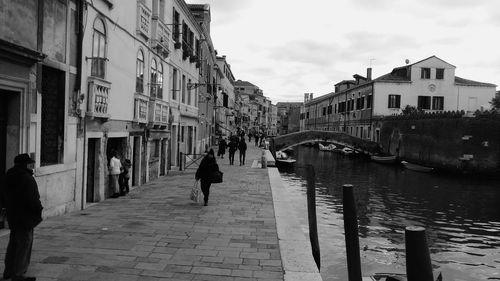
xmin=87 ymin=77 xmax=111 ymax=119
xmin=134 ymin=92 xmax=149 ymax=123
xmin=148 ymin=97 xmax=168 ymax=128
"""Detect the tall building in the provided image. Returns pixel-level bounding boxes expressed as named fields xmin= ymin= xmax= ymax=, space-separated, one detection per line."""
xmin=276 ymin=102 xmax=302 ymax=135
xmin=215 ymin=55 xmax=236 ymax=137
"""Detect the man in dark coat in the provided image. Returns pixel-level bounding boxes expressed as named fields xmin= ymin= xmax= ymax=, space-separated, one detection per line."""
xmin=195 ymin=149 xmax=220 ymax=206
xmin=227 ymin=138 xmax=238 ymax=165
xmin=3 ymin=153 xmax=43 ymax=281
xmin=238 ymin=138 xmax=247 ymax=166
xmin=217 ymin=138 xmax=227 ymax=159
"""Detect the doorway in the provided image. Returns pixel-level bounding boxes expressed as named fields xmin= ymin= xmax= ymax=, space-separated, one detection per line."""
xmin=160 ymin=138 xmax=167 ymax=176
xmin=0 ymin=90 xmax=20 ymax=229
xmin=86 ymin=138 xmax=98 ymax=203
xmin=132 ymin=136 xmax=140 ymax=186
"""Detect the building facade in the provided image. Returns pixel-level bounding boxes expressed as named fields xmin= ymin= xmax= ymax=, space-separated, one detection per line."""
xmin=0 ymin=0 xmax=83 ymax=222
xmin=301 ymin=56 xmax=497 ymax=143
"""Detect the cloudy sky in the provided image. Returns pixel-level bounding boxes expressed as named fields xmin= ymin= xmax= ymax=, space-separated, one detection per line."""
xmin=186 ymin=0 xmax=500 ymax=103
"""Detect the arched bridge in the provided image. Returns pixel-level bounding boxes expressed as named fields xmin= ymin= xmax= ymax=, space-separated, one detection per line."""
xmin=270 ymin=130 xmax=381 ymax=155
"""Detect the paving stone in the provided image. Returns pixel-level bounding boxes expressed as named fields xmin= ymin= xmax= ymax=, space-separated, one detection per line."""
xmin=0 ymin=146 xmax=286 ymax=280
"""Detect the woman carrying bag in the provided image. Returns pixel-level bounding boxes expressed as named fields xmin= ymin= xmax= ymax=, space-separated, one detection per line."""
xmin=195 ymin=149 xmax=221 ymax=206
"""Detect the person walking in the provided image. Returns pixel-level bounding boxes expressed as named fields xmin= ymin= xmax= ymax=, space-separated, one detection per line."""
xmin=227 ymin=138 xmax=238 ymax=165
xmin=254 ymin=133 xmax=259 ymax=147
xmin=119 ymin=159 xmax=132 ymax=196
xmin=3 ymin=154 xmax=43 ymax=281
xmin=217 ymin=138 xmax=227 ymax=159
xmin=238 ymin=138 xmax=247 ymax=166
xmin=108 ymin=150 xmax=122 ymax=198
xmin=195 ymin=149 xmax=220 ymax=206
xmin=248 ymin=132 xmax=252 ymax=143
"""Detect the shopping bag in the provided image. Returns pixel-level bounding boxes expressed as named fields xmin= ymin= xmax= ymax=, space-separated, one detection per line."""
xmin=210 ymin=170 xmax=223 ymax=184
xmin=190 ymin=180 xmax=202 ymax=203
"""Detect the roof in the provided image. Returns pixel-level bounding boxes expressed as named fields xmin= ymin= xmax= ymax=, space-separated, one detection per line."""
xmin=407 ymin=55 xmax=456 ymax=68
xmin=455 ymin=76 xmax=496 ymax=87
xmin=374 ymin=67 xmax=412 ymax=83
xmin=334 ymin=80 xmax=356 ymax=86
xmin=234 ymin=80 xmax=258 ymax=88
xmin=276 ymin=102 xmax=303 ymax=107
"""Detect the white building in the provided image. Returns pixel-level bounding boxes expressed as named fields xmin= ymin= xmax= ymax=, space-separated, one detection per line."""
xmin=301 ymin=56 xmax=497 ymax=142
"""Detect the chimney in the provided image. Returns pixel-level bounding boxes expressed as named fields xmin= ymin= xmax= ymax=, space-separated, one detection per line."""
xmin=304 ymin=93 xmax=309 ymax=102
xmin=367 ymin=68 xmax=372 ymax=81
xmin=310 ymin=93 xmax=313 ymax=100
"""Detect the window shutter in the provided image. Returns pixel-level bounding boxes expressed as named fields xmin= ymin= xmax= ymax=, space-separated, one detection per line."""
xmin=396 ymin=95 xmax=401 ymax=108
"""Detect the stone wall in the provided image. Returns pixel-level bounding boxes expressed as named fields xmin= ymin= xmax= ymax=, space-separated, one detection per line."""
xmin=380 ymin=114 xmax=500 ymax=174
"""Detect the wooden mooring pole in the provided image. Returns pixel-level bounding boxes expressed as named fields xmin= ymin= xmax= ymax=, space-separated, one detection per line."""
xmin=405 ymin=226 xmax=434 ymax=281
xmin=306 ymin=165 xmax=321 ymax=270
xmin=342 ymin=184 xmax=362 ymax=281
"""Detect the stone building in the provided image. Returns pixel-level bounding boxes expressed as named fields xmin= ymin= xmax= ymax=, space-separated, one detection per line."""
xmin=215 ymin=55 xmax=236 ymax=138
xmin=276 ymin=102 xmax=302 ymax=135
xmin=301 ymin=56 xmax=497 ymax=143
xmin=0 ymin=0 xmax=83 ymax=221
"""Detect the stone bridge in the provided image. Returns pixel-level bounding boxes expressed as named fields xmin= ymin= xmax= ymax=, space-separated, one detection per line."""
xmin=269 ymin=130 xmax=381 ymax=155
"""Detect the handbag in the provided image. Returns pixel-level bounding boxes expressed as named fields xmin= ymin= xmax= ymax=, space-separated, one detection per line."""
xmin=211 ymin=170 xmax=223 ymax=184
xmin=190 ymin=181 xmax=202 ymax=203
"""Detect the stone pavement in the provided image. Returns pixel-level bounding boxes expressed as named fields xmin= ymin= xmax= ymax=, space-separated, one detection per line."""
xmin=0 ymin=145 xmax=284 ymax=281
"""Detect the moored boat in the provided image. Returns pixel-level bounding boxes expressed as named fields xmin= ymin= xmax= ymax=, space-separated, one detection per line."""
xmin=401 ymin=161 xmax=434 ymax=172
xmin=371 ymin=155 xmax=398 ymax=164
xmin=319 ymin=143 xmax=337 ymax=151
xmin=275 ymin=151 xmax=296 ymax=166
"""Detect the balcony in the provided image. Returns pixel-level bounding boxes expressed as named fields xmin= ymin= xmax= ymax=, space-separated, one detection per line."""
xmin=136 ymin=1 xmax=151 ymax=39
xmin=87 ymin=77 xmax=111 ymax=119
xmin=148 ymin=98 xmax=168 ymax=128
xmin=151 ymin=18 xmax=170 ymax=58
xmin=134 ymin=92 xmax=149 ymax=124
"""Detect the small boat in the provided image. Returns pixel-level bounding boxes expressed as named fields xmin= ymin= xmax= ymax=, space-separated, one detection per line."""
xmin=371 ymin=155 xmax=398 ymax=164
xmin=401 ymin=161 xmax=434 ymax=172
xmin=275 ymin=151 xmax=296 ymax=166
xmin=341 ymin=147 xmax=354 ymax=155
xmin=319 ymin=143 xmax=337 ymax=151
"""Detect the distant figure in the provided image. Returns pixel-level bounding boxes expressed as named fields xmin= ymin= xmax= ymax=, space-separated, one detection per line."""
xmin=217 ymin=138 xmax=227 ymax=159
xmin=227 ymin=138 xmax=238 ymax=165
xmin=254 ymin=133 xmax=260 ymax=146
xmin=119 ymin=159 xmax=132 ymax=196
xmin=248 ymin=133 xmax=252 ymax=142
xmin=195 ymin=149 xmax=220 ymax=206
xmin=238 ymin=138 xmax=247 ymax=166
xmin=108 ymin=150 xmax=122 ymax=198
xmin=3 ymin=154 xmax=43 ymax=281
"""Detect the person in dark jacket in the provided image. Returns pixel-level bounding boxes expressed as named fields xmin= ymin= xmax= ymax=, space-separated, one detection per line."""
xmin=119 ymin=159 xmax=132 ymax=196
xmin=195 ymin=149 xmax=220 ymax=206
xmin=227 ymin=138 xmax=238 ymax=165
xmin=238 ymin=138 xmax=247 ymax=166
xmin=217 ymin=138 xmax=227 ymax=158
xmin=3 ymin=154 xmax=43 ymax=281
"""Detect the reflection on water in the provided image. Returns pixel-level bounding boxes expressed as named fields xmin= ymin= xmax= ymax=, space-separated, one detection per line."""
xmin=279 ymin=146 xmax=500 ymax=281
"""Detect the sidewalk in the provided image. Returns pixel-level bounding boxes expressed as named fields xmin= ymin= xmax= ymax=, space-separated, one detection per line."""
xmin=0 ymin=145 xmax=283 ymax=281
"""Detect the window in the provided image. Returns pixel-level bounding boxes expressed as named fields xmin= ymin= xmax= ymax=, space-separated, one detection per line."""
xmin=157 ymin=63 xmax=163 ymax=99
xmin=367 ymin=95 xmax=373 ymax=108
xmin=187 ymin=79 xmax=192 ymax=105
xmin=135 ymin=50 xmax=144 ymax=93
xmin=418 ymin=96 xmax=431 ymax=110
xmin=306 ymin=112 xmax=309 ymax=119
xmin=172 ymin=9 xmax=180 ymax=43
xmin=421 ymin=68 xmax=430 ymax=79
xmin=41 ymin=66 xmax=65 ymax=166
xmin=181 ymin=75 xmax=186 ymax=103
xmin=436 ymin=68 xmax=444 ymax=79
xmin=322 ymin=107 xmax=326 ymax=116
xmin=172 ymin=68 xmax=177 ymax=100
xmin=91 ymin=18 xmax=107 ymax=78
xmin=388 ymin=95 xmax=401 ymax=108
xmin=150 ymin=59 xmax=157 ymax=97
xmin=327 ymin=105 xmax=332 ymax=114
xmin=432 ymin=96 xmax=444 ymax=110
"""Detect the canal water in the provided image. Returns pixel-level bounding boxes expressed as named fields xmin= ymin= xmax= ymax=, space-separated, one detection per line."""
xmin=278 ymin=145 xmax=500 ymax=281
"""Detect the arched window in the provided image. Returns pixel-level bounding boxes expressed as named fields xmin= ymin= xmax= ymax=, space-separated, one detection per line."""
xmin=136 ymin=50 xmax=144 ymax=93
xmin=158 ymin=63 xmax=163 ymax=99
xmin=91 ymin=18 xmax=107 ymax=78
xmin=150 ymin=59 xmax=157 ymax=97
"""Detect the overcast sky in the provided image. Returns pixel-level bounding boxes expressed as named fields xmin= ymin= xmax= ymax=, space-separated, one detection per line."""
xmin=186 ymin=0 xmax=500 ymax=103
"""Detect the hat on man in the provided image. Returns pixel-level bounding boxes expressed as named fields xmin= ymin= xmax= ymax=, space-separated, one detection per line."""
xmin=14 ymin=153 xmax=35 ymax=165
